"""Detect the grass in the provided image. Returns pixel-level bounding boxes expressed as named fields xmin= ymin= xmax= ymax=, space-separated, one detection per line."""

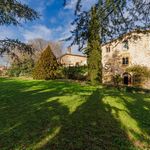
xmin=0 ymin=77 xmax=149 ymax=150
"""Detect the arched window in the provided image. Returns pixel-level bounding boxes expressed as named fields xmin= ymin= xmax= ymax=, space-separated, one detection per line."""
xmin=122 ymin=58 xmax=126 ymax=64
xmin=122 ymin=57 xmax=129 ymax=65
xmin=125 ymin=57 xmax=129 ymax=64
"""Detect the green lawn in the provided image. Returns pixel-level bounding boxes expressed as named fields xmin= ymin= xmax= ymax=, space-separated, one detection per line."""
xmin=0 ymin=78 xmax=149 ymax=150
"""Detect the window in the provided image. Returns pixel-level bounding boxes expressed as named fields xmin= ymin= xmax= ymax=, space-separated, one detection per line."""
xmin=106 ymin=46 xmax=110 ymax=53
xmin=122 ymin=57 xmax=129 ymax=65
xmin=123 ymin=40 xmax=129 ymax=50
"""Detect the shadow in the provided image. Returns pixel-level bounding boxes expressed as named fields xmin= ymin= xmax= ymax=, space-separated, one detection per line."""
xmin=119 ymin=93 xmax=150 ymax=148
xmin=41 ymin=89 xmax=133 ymax=150
xmin=124 ymin=86 xmax=150 ymax=94
xmin=98 ymin=86 xmax=150 ymax=149
xmin=0 ymin=78 xmax=149 ymax=149
xmin=0 ymin=78 xmax=92 ymax=149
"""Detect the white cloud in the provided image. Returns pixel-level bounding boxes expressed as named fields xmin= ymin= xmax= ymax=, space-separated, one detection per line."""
xmin=64 ymin=0 xmax=78 ymax=10
xmin=20 ymin=0 xmax=54 ymax=15
xmin=0 ymin=26 xmax=17 ymax=40
xmin=56 ymin=23 xmax=84 ymax=54
xmin=82 ymin=0 xmax=98 ymax=10
xmin=54 ymin=26 xmax=63 ymax=32
xmin=22 ymin=25 xmax=52 ymax=41
xmin=59 ymin=23 xmax=74 ymax=39
xmin=65 ymin=0 xmax=98 ymax=11
xmin=49 ymin=17 xmax=57 ymax=24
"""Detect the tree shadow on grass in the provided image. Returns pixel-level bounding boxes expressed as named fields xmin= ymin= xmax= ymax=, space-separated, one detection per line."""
xmin=119 ymin=93 xmax=150 ymax=148
xmin=0 ymin=78 xmax=148 ymax=149
xmin=96 ymin=87 xmax=150 ymax=149
xmin=0 ymin=78 xmax=92 ymax=149
xmin=41 ymin=89 xmax=134 ymax=150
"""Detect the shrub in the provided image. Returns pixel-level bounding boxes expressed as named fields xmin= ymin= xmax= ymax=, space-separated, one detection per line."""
xmin=63 ymin=66 xmax=88 ymax=80
xmin=112 ymin=74 xmax=122 ymax=89
xmin=54 ymin=67 xmax=65 ymax=79
xmin=126 ymin=65 xmax=150 ymax=86
xmin=0 ymin=70 xmax=3 ymax=76
xmin=7 ymin=69 xmax=21 ymax=77
xmin=7 ymin=62 xmax=21 ymax=77
xmin=7 ymin=59 xmax=34 ymax=77
xmin=33 ymin=45 xmax=59 ymax=80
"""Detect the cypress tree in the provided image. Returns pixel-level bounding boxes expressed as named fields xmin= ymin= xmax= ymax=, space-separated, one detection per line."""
xmin=33 ymin=45 xmax=59 ymax=80
xmin=87 ymin=6 xmax=102 ymax=84
xmin=65 ymin=1 xmax=150 ymax=85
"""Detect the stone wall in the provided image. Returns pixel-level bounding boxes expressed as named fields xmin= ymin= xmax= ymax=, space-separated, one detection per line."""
xmin=60 ymin=54 xmax=87 ymax=66
xmin=59 ymin=31 xmax=150 ymax=88
xmin=102 ymin=31 xmax=150 ymax=89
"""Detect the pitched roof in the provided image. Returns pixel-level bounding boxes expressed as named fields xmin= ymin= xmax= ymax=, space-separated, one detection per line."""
xmin=102 ymin=29 xmax=150 ymax=46
xmin=58 ymin=53 xmax=87 ymax=59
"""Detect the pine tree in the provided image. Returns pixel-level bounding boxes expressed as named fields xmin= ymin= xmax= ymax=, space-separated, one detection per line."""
xmin=0 ymin=0 xmax=38 ymax=26
xmin=33 ymin=45 xmax=59 ymax=80
xmin=87 ymin=7 xmax=102 ymax=84
xmin=0 ymin=0 xmax=39 ymax=57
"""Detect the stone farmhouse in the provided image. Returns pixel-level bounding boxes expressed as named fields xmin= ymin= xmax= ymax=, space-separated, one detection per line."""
xmin=58 ymin=30 xmax=150 ymax=88
xmin=58 ymin=47 xmax=87 ymax=66
xmin=102 ymin=30 xmax=150 ymax=88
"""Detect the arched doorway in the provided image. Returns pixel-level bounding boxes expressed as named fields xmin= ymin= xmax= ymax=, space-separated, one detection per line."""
xmin=123 ymin=73 xmax=131 ymax=85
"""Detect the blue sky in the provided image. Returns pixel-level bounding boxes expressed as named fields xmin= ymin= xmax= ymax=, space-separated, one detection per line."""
xmin=1 ymin=0 xmax=74 ymax=44
xmin=0 ymin=0 xmax=97 ymax=53
xmin=0 ymin=0 xmax=97 ymax=65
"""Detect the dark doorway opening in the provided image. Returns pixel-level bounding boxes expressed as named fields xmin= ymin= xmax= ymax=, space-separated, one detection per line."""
xmin=124 ymin=76 xmax=129 ymax=85
xmin=123 ymin=73 xmax=131 ymax=85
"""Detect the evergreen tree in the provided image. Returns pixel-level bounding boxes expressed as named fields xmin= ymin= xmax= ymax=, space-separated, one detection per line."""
xmin=65 ymin=0 xmax=150 ymax=84
xmin=0 ymin=0 xmax=38 ymax=26
xmin=33 ymin=45 xmax=59 ymax=80
xmin=86 ymin=7 xmax=102 ymax=84
xmin=0 ymin=0 xmax=39 ymax=57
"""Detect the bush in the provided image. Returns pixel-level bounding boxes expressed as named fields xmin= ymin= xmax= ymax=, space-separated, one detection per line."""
xmin=0 ymin=70 xmax=3 ymax=76
xmin=7 ymin=59 xmax=34 ymax=77
xmin=126 ymin=65 xmax=150 ymax=86
xmin=112 ymin=74 xmax=122 ymax=89
xmin=52 ymin=66 xmax=65 ymax=79
xmin=63 ymin=66 xmax=88 ymax=81
xmin=7 ymin=68 xmax=21 ymax=77
xmin=7 ymin=62 xmax=21 ymax=77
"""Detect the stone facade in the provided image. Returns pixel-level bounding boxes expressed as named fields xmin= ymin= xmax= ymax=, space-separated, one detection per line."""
xmin=102 ymin=30 xmax=150 ymax=89
xmin=58 ymin=53 xmax=87 ymax=66
xmin=59 ymin=30 xmax=150 ymax=88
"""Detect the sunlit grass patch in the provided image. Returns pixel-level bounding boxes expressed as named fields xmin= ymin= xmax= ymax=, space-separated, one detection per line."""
xmin=0 ymin=77 xmax=149 ymax=150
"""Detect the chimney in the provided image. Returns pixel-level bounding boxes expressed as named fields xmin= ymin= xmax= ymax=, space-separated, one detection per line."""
xmin=67 ymin=47 xmax=71 ymax=54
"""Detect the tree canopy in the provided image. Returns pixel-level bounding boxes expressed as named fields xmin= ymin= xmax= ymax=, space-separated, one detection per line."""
xmin=64 ymin=0 xmax=150 ymax=49
xmin=0 ymin=0 xmax=39 ymax=25
xmin=0 ymin=0 xmax=39 ymax=57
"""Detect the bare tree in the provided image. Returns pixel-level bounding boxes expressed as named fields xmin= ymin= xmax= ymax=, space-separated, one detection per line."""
xmin=28 ymin=38 xmax=63 ymax=62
